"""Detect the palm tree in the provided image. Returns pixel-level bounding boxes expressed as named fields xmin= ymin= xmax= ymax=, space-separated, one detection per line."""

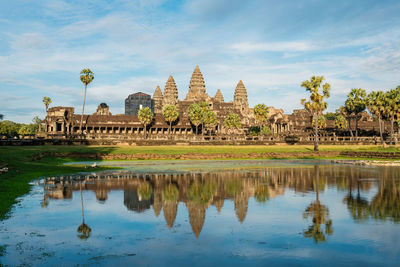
xmin=334 ymin=113 xmax=348 ymax=130
xmin=138 ymin=107 xmax=154 ymax=139
xmin=383 ymin=89 xmax=400 ymax=145
xmin=367 ymin=91 xmax=386 ymax=144
xmin=79 ymin=69 xmax=94 ymax=136
xmin=77 ymin=181 xmax=91 ymax=240
xmin=224 ymin=113 xmax=241 ymax=134
xmin=253 ymin=104 xmax=269 ymax=139
xmin=301 ymin=76 xmax=331 ymax=151
xmin=344 ymin=88 xmax=367 ymax=137
xmin=199 ymin=101 xmax=210 ymax=136
xmin=42 ymin=96 xmax=52 ymax=112
xmin=253 ymin=103 xmax=269 ymax=129
xmin=188 ymin=103 xmax=202 ymax=135
xmin=162 ymin=105 xmax=179 ymax=135
xmin=203 ymin=109 xmax=218 ymax=136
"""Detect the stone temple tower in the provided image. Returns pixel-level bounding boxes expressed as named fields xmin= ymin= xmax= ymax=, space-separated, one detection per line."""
xmin=214 ymin=89 xmax=224 ymax=102
xmin=185 ymin=65 xmax=211 ymax=102
xmin=162 ymin=75 xmax=179 ymax=108
xmin=153 ymin=85 xmax=163 ymax=114
xmin=233 ymin=80 xmax=249 ymax=113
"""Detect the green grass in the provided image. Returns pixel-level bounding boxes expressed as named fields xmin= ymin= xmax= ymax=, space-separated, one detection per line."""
xmin=0 ymin=144 xmax=399 ymax=220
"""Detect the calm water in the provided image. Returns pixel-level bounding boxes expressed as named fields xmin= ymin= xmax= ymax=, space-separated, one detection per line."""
xmin=1 ymin=160 xmax=400 ymax=266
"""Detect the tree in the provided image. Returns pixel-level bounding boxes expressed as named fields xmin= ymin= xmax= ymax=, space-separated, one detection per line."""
xmin=79 ymin=69 xmax=94 ymax=136
xmin=0 ymin=114 xmax=3 ymax=120
xmin=188 ymin=103 xmax=202 ymax=135
xmin=0 ymin=120 xmax=20 ymax=137
xmin=366 ymin=91 xmax=386 ymax=144
xmin=162 ymin=105 xmax=179 ymax=135
xmin=224 ymin=113 xmax=241 ymax=133
xmin=334 ymin=114 xmax=348 ymax=130
xmin=383 ymin=88 xmax=400 ymax=145
xmin=339 ymin=105 xmax=354 ymax=138
xmin=138 ymin=107 xmax=154 ymax=138
xmin=301 ymin=76 xmax=331 ymax=151
xmin=42 ymin=97 xmax=52 ymax=112
xmin=312 ymin=115 xmax=327 ymax=129
xmin=203 ymin=109 xmax=218 ymax=136
xmin=253 ymin=104 xmax=269 ymax=128
xmin=199 ymin=101 xmax=211 ymax=135
xmin=344 ymin=88 xmax=367 ymax=137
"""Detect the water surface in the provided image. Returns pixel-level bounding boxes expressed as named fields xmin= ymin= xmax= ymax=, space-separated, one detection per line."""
xmin=1 ymin=160 xmax=400 ymax=266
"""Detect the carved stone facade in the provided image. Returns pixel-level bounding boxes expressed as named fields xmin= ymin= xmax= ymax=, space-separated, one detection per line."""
xmin=162 ymin=75 xmax=179 ymax=108
xmin=153 ymin=86 xmax=163 ymax=114
xmin=213 ymin=89 xmax=224 ymax=102
xmin=185 ymin=65 xmax=211 ymax=102
xmin=95 ymin=103 xmax=111 ymax=116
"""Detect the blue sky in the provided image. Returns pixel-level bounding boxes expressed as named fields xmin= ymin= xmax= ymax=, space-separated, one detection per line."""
xmin=1 ymin=0 xmax=400 ymax=123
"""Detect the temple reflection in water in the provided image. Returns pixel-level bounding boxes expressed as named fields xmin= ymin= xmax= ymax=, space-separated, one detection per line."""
xmin=42 ymin=165 xmax=400 ymax=237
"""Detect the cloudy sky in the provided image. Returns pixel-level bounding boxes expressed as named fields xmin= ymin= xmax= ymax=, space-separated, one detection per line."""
xmin=1 ymin=0 xmax=400 ymax=123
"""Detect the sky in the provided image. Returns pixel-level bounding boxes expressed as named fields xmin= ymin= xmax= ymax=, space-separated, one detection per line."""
xmin=0 ymin=0 xmax=400 ymax=123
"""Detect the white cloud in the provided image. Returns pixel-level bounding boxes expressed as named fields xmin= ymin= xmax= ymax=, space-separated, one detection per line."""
xmin=231 ymin=41 xmax=318 ymax=53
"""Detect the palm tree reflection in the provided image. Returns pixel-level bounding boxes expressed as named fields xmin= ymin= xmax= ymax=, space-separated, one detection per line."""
xmin=77 ymin=181 xmax=91 ymax=240
xmin=303 ymin=166 xmax=333 ymax=243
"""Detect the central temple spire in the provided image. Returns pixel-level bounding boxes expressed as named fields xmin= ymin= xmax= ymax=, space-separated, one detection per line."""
xmin=185 ymin=65 xmax=210 ymax=102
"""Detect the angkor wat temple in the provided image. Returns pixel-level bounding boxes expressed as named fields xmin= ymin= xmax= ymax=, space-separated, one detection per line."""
xmin=42 ymin=66 xmax=385 ymax=144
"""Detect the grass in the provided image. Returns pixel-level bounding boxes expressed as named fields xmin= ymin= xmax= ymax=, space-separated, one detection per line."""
xmin=0 ymin=144 xmax=399 ymax=220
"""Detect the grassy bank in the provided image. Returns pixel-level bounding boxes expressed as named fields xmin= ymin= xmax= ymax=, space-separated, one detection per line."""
xmin=0 ymin=144 xmax=399 ymax=220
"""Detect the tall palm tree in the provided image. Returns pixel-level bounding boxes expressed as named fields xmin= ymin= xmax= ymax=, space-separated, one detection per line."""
xmin=138 ymin=107 xmax=154 ymax=139
xmin=188 ymin=103 xmax=202 ymax=135
xmin=162 ymin=105 xmax=179 ymax=135
xmin=42 ymin=96 xmax=52 ymax=112
xmin=382 ymin=89 xmax=400 ymax=145
xmin=79 ymin=69 xmax=94 ymax=136
xmin=367 ymin=91 xmax=386 ymax=144
xmin=344 ymin=88 xmax=366 ymax=137
xmin=301 ymin=76 xmax=331 ymax=151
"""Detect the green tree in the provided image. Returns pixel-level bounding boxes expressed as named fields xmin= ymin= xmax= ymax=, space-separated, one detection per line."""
xmin=344 ymin=88 xmax=367 ymax=137
xmin=312 ymin=115 xmax=327 ymax=129
xmin=0 ymin=120 xmax=20 ymax=138
xmin=188 ymin=103 xmax=202 ymax=135
xmin=138 ymin=107 xmax=154 ymax=139
xmin=301 ymin=76 xmax=331 ymax=151
xmin=339 ymin=105 xmax=354 ymax=138
xmin=199 ymin=101 xmax=211 ymax=135
xmin=261 ymin=125 xmax=272 ymax=135
xmin=383 ymin=88 xmax=400 ymax=145
xmin=42 ymin=96 xmax=52 ymax=112
xmin=162 ymin=105 xmax=179 ymax=135
xmin=366 ymin=91 xmax=386 ymax=144
xmin=224 ymin=113 xmax=241 ymax=133
xmin=334 ymin=113 xmax=348 ymax=130
xmin=253 ymin=104 xmax=269 ymax=128
xmin=79 ymin=69 xmax=94 ymax=136
xmin=203 ymin=109 xmax=218 ymax=136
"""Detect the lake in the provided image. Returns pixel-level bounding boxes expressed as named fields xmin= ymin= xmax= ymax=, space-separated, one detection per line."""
xmin=1 ymin=160 xmax=400 ymax=266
